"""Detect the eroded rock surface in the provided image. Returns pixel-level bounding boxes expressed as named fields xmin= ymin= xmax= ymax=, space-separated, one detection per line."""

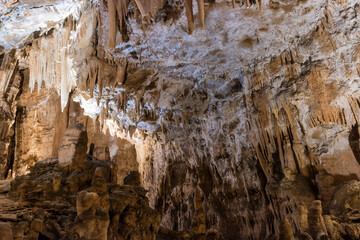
xmin=0 ymin=124 xmax=161 ymax=240
xmin=1 ymin=0 xmax=360 ymax=239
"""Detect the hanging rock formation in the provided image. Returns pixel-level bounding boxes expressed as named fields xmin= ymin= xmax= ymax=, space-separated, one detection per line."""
xmin=1 ymin=0 xmax=360 ymax=239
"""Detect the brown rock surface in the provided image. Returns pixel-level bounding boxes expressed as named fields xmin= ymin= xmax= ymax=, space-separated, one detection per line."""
xmin=58 ymin=123 xmax=87 ymax=170
xmin=0 ymin=125 xmax=161 ymax=240
xmin=0 ymin=222 xmax=13 ymax=240
xmin=1 ymin=0 xmax=360 ymax=239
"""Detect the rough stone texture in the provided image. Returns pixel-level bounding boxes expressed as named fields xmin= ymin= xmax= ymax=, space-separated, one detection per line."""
xmin=1 ymin=0 xmax=360 ymax=239
xmin=58 ymin=123 xmax=88 ymax=170
xmin=0 ymin=125 xmax=161 ymax=240
xmin=0 ymin=222 xmax=13 ymax=240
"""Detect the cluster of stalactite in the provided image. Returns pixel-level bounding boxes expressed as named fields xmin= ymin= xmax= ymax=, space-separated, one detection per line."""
xmin=185 ymin=0 xmax=263 ymax=34
xmin=28 ymin=24 xmax=74 ymax=111
xmin=27 ymin=6 xmax=97 ymax=111
xmin=81 ymin=56 xmax=127 ymax=101
xmin=243 ymin=0 xmax=357 ymax=180
xmin=96 ymin=81 xmax=207 ymax=139
xmin=106 ymin=0 xmax=264 ymax=45
xmin=106 ymin=0 xmax=164 ymax=48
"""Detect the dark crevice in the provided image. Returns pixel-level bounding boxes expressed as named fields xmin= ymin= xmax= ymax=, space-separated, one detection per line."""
xmin=4 ymin=107 xmax=24 ymax=179
xmin=4 ymin=122 xmax=15 ymax=179
xmin=3 ymin=69 xmax=25 ymax=179
xmin=349 ymin=123 xmax=360 ymax=165
xmin=66 ymin=90 xmax=74 ymax=128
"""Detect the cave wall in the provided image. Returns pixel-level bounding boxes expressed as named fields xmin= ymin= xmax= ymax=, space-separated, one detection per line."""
xmin=1 ymin=0 xmax=360 ymax=239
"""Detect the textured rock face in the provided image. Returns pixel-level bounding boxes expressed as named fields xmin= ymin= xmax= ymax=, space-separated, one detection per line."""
xmin=0 ymin=124 xmax=161 ymax=240
xmin=1 ymin=0 xmax=360 ymax=239
xmin=58 ymin=123 xmax=88 ymax=169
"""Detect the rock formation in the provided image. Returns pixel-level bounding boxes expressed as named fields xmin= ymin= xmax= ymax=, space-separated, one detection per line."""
xmin=1 ymin=0 xmax=360 ymax=239
xmin=0 ymin=124 xmax=161 ymax=239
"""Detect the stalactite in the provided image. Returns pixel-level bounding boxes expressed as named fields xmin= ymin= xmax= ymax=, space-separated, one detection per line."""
xmin=181 ymin=111 xmax=188 ymax=129
xmin=98 ymin=61 xmax=104 ymax=102
xmin=197 ymin=0 xmax=205 ymax=30
xmin=117 ymin=93 xmax=122 ymax=112
xmin=255 ymin=0 xmax=262 ymax=11
xmin=185 ymin=0 xmax=194 ymax=34
xmin=245 ymin=0 xmax=250 ymax=9
xmin=328 ymin=34 xmax=337 ymax=51
xmin=175 ymin=115 xmax=179 ymax=128
xmin=29 ymin=40 xmax=41 ymax=93
xmin=114 ymin=58 xmax=127 ymax=88
xmin=123 ymin=92 xmax=128 ymax=112
xmin=29 ymin=23 xmax=75 ymax=111
xmin=114 ymin=0 xmax=129 ymax=31
xmin=321 ymin=17 xmax=329 ymax=30
xmin=290 ymin=48 xmax=297 ymax=63
xmin=108 ymin=0 xmax=117 ymax=48
xmin=167 ymin=118 xmax=171 ymax=129
xmin=280 ymin=52 xmax=286 ymax=66
xmin=134 ymin=0 xmax=161 ymax=21
xmin=160 ymin=119 xmax=164 ymax=134
xmin=100 ymin=108 xmax=107 ymax=134
xmin=346 ymin=96 xmax=360 ymax=124
xmin=232 ymin=0 xmax=235 ymax=8
xmin=284 ymin=51 xmax=291 ymax=64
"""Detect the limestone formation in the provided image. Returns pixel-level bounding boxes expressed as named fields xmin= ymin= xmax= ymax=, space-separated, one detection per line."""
xmin=0 ymin=222 xmax=13 ymax=240
xmin=0 ymin=0 xmax=360 ymax=239
xmin=58 ymin=123 xmax=88 ymax=171
xmin=279 ymin=219 xmax=295 ymax=240
xmin=308 ymin=200 xmax=328 ymax=239
xmin=0 ymin=125 xmax=161 ymax=240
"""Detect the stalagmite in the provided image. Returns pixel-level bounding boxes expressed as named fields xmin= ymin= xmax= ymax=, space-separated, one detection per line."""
xmin=299 ymin=202 xmax=309 ymax=232
xmin=308 ymin=200 xmax=328 ymax=239
xmin=185 ymin=0 xmax=194 ymax=34
xmin=197 ymin=0 xmax=205 ymax=30
xmin=279 ymin=219 xmax=295 ymax=240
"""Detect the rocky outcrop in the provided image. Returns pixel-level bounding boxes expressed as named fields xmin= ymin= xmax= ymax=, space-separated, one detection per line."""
xmin=1 ymin=0 xmax=360 ymax=239
xmin=0 ymin=124 xmax=161 ymax=240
